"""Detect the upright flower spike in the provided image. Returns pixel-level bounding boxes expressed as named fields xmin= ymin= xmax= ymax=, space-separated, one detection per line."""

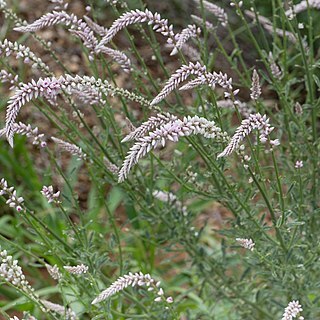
xmin=218 ymin=113 xmax=274 ymax=158
xmin=151 ymin=62 xmax=233 ymax=106
xmin=250 ymin=69 xmax=261 ymax=100
xmin=170 ymin=24 xmax=201 ymax=55
xmin=14 ymin=11 xmax=131 ymax=72
xmin=64 ymin=264 xmax=88 ymax=274
xmin=92 ymin=272 xmax=170 ymax=305
xmin=285 ymin=0 xmax=320 ymax=17
xmin=194 ymin=0 xmax=228 ymax=27
xmin=45 ymin=264 xmax=62 ymax=281
xmin=244 ymin=10 xmax=296 ymax=43
xmin=121 ymin=113 xmax=177 ymax=142
xmin=41 ymin=300 xmax=77 ymax=320
xmin=268 ymin=52 xmax=282 ymax=79
xmin=119 ymin=115 xmax=228 ymax=182
xmin=51 ymin=137 xmax=87 ymax=161
xmin=96 ymin=9 xmax=175 ymax=49
xmin=4 ymin=74 xmax=152 ymax=147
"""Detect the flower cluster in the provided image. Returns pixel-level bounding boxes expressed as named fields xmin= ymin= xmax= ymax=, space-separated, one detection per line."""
xmin=218 ymin=113 xmax=275 ymax=158
xmin=41 ymin=186 xmax=61 ymax=203
xmin=64 ymin=264 xmax=88 ymax=274
xmin=96 ymin=9 xmax=175 ymax=50
xmin=0 ymin=40 xmax=49 ymax=72
xmin=268 ymin=52 xmax=282 ymax=79
xmin=151 ymin=62 xmax=233 ymax=106
xmin=45 ymin=264 xmax=62 ymax=281
xmin=12 ymin=122 xmax=47 ymax=147
xmin=295 ymin=160 xmax=303 ymax=169
xmin=286 ymin=0 xmax=320 ymax=17
xmin=92 ymin=272 xmax=173 ymax=305
xmin=0 ymin=69 xmax=18 ymax=90
xmin=14 ymin=11 xmax=131 ymax=71
xmin=103 ymin=157 xmax=119 ymax=175
xmin=245 ymin=10 xmax=296 ymax=43
xmin=169 ymin=24 xmax=201 ymax=56
xmin=236 ymin=238 xmax=255 ymax=251
xmin=250 ymin=69 xmax=261 ymax=100
xmin=0 ymin=178 xmax=24 ymax=211
xmin=0 ymin=250 xmax=38 ymax=301
xmin=282 ymin=300 xmax=304 ymax=320
xmin=4 ymin=74 xmax=152 ymax=147
xmin=51 ymin=137 xmax=87 ymax=161
xmin=119 ymin=115 xmax=228 ymax=182
xmin=194 ymin=0 xmax=228 ymax=27
xmin=122 ymin=113 xmax=178 ymax=142
xmin=153 ymin=190 xmax=188 ymax=216
xmin=41 ymin=300 xmax=77 ymax=320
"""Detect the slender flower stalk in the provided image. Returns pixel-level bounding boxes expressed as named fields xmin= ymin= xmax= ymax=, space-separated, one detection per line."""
xmin=151 ymin=62 xmax=233 ymax=106
xmin=92 ymin=271 xmax=171 ymax=305
xmin=250 ymin=69 xmax=261 ymax=100
xmin=51 ymin=137 xmax=87 ymax=161
xmin=236 ymin=238 xmax=255 ymax=251
xmin=64 ymin=264 xmax=88 ymax=274
xmin=218 ymin=113 xmax=274 ymax=158
xmin=119 ymin=115 xmax=228 ymax=182
xmin=282 ymin=300 xmax=304 ymax=320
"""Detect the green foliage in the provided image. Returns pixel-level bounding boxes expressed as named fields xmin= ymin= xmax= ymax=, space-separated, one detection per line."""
xmin=0 ymin=0 xmax=319 ymax=319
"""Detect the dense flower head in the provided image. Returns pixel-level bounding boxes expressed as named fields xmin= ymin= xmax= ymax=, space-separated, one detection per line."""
xmin=119 ymin=115 xmax=228 ymax=182
xmin=282 ymin=300 xmax=304 ymax=320
xmin=0 ymin=178 xmax=24 ymax=211
xmin=41 ymin=186 xmax=61 ymax=203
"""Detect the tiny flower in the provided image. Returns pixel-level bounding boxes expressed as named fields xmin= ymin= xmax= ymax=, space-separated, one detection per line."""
xmin=154 ymin=296 xmax=162 ymax=302
xmin=41 ymin=186 xmax=61 ymax=204
xmin=236 ymin=238 xmax=255 ymax=251
xmin=295 ymin=160 xmax=303 ymax=169
xmin=270 ymin=139 xmax=280 ymax=146
xmin=166 ymin=296 xmax=173 ymax=303
xmin=298 ymin=23 xmax=304 ymax=29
